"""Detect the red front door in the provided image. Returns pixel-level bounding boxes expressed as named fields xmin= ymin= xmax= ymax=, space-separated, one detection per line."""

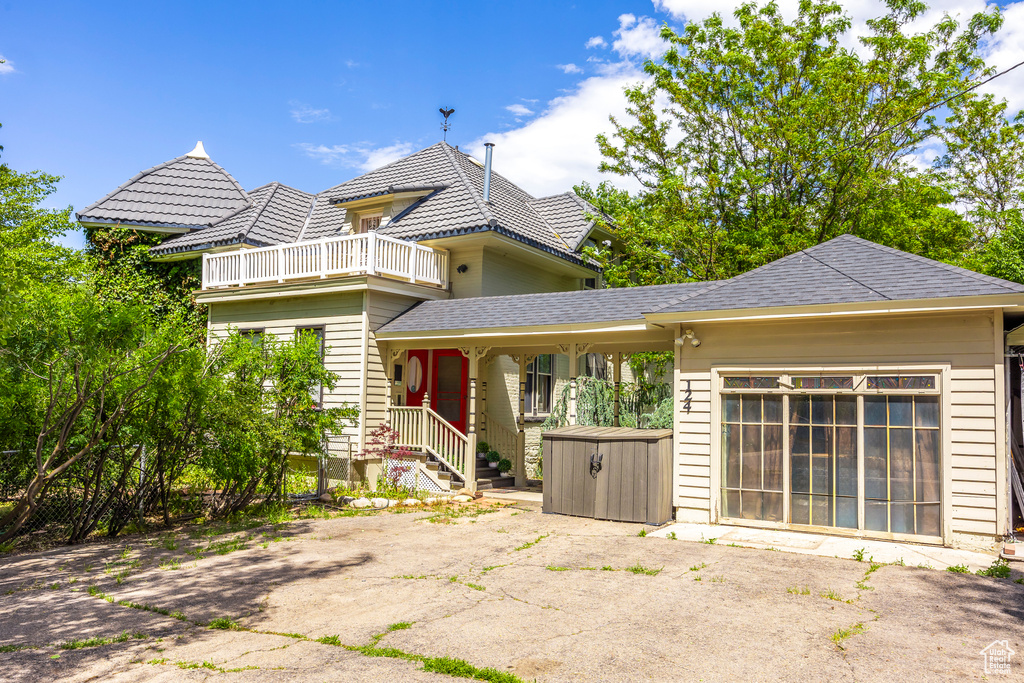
xmin=431 ymin=350 xmax=468 ymax=434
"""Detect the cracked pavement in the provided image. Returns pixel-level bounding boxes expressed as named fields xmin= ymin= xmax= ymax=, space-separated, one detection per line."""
xmin=1 ymin=499 xmax=1022 ymax=681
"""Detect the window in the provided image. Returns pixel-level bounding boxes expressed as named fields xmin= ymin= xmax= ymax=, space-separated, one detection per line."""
xmin=239 ymin=328 xmax=264 ymax=346
xmin=525 ymin=355 xmax=553 ymax=415
xmin=719 ymin=371 xmax=942 ymax=538
xmin=296 ymin=326 xmax=326 ymax=407
xmin=578 ymin=353 xmax=607 ymax=380
xmin=583 ymin=277 xmax=597 ymax=290
xmin=864 ymin=395 xmax=940 ymax=536
xmin=358 ymin=214 xmax=382 ymax=233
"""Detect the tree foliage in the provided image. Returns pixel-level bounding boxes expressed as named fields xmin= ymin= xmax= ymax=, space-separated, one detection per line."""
xmin=583 ymin=0 xmax=1020 ymax=284
xmin=0 ymin=154 xmax=357 ymax=545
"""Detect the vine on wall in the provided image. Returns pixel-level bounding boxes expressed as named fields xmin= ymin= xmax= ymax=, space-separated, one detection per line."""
xmin=85 ymin=226 xmax=206 ymax=338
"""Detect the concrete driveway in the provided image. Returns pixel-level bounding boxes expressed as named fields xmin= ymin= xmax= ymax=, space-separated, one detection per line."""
xmin=1 ymin=499 xmax=1021 ymax=682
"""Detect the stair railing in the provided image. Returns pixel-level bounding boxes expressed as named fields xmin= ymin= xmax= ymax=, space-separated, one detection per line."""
xmin=387 ymin=405 xmax=467 ymax=483
xmin=482 ymin=412 xmax=518 ymax=465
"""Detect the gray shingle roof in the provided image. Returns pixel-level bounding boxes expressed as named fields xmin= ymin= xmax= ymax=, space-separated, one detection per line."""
xmin=322 ymin=142 xmax=601 ymax=268
xmin=376 ymin=282 xmax=713 ymax=334
xmin=77 ymin=155 xmax=250 ymax=229
xmin=650 ymin=234 xmax=1024 ymax=314
xmin=527 ymin=193 xmax=604 ymax=251
xmin=151 ymin=183 xmax=315 ymax=257
xmin=377 ymin=235 xmax=1024 ymax=335
xmin=83 ymin=142 xmax=606 ymax=265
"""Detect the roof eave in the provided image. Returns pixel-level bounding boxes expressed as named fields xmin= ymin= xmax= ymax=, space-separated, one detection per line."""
xmin=77 ymin=218 xmax=198 ymax=234
xmin=642 ymin=293 xmax=1024 ymax=325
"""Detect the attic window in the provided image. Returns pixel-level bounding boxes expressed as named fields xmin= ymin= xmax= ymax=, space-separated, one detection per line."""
xmin=359 ymin=214 xmax=382 ymax=233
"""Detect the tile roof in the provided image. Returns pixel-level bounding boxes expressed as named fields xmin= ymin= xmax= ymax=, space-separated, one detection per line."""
xmin=375 ymin=282 xmax=713 ymax=334
xmin=323 ymin=143 xmax=600 ymax=267
xmin=377 ymin=235 xmax=1024 ymax=335
xmin=649 ymin=234 xmax=1024 ymax=314
xmin=151 ymin=183 xmax=315 ymax=257
xmin=77 ymin=155 xmax=250 ymax=229
xmin=83 ymin=142 xmax=604 ymax=266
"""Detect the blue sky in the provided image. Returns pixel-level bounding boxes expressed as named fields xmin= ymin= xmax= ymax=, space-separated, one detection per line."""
xmin=2 ymin=1 xmax=1022 ymax=249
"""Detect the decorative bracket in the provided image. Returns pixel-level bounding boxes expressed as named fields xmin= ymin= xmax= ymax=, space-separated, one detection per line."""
xmin=576 ymin=342 xmax=594 ymax=355
xmin=459 ymin=346 xmax=492 ymax=362
xmin=556 ymin=344 xmax=571 ymax=355
xmin=388 ymin=348 xmax=405 ymax=364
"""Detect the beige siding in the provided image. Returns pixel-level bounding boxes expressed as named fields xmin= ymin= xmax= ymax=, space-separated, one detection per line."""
xmin=207 ymin=292 xmax=367 ymax=446
xmin=481 ymin=248 xmax=579 ymax=297
xmin=365 ymin=291 xmax=421 ymax=436
xmin=674 ymin=311 xmax=1004 ymax=547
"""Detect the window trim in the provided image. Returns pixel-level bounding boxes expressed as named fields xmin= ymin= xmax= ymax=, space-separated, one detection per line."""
xmin=525 ymin=354 xmax=554 ymax=417
xmin=709 ymin=364 xmax=952 ymax=544
xmin=357 ymin=212 xmax=383 ymax=234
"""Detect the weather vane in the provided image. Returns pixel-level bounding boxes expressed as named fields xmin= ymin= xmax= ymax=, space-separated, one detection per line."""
xmin=439 ymin=107 xmax=455 ymax=141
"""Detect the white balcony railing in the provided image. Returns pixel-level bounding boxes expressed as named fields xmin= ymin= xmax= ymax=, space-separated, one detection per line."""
xmin=201 ymin=232 xmax=449 ymax=290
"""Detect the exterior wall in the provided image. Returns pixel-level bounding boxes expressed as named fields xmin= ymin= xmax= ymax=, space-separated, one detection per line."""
xmin=447 ymin=245 xmax=581 ymax=299
xmin=365 ymin=290 xmax=423 ymax=436
xmin=673 ymin=310 xmax=1005 ymax=550
xmin=206 ymin=291 xmax=371 ymax=452
xmin=480 ymin=248 xmax=579 ymax=297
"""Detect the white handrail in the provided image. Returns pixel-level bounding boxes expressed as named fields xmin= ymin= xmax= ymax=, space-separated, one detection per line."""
xmin=482 ymin=412 xmax=518 ymax=464
xmin=387 ymin=406 xmax=468 ymax=483
xmin=202 ymin=232 xmax=449 ymax=290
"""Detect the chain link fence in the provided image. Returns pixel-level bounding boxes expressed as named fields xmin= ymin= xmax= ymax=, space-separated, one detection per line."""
xmin=285 ymin=433 xmax=355 ymax=499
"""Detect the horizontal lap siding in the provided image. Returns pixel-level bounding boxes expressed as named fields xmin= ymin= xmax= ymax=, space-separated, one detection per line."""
xmin=208 ymin=293 xmax=366 ymax=443
xmin=365 ymin=292 xmax=421 ymax=434
xmin=674 ymin=311 xmax=1001 ymax=538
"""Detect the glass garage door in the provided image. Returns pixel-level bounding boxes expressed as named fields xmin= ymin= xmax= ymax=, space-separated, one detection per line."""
xmin=720 ymin=373 xmax=942 ymax=540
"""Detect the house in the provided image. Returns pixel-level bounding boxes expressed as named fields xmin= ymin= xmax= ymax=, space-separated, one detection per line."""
xmin=80 ymin=141 xmax=1024 ymax=552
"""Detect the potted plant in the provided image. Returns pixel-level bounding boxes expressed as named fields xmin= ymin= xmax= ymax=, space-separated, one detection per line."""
xmin=498 ymin=458 xmax=513 ymax=475
xmin=1004 ymin=535 xmax=1017 ymax=557
xmin=477 ymin=441 xmax=490 ymax=454
xmin=487 ymin=450 xmax=501 ymax=468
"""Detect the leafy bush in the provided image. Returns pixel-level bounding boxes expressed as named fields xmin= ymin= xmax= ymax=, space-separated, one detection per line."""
xmin=486 ymin=450 xmax=500 ymax=463
xmin=497 ymin=458 xmax=512 ymax=474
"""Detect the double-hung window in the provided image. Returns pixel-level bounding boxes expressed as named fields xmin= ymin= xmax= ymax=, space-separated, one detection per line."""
xmin=525 ymin=355 xmax=553 ymax=416
xmin=719 ymin=372 xmax=942 ymax=539
xmin=296 ymin=326 xmax=326 ymax=407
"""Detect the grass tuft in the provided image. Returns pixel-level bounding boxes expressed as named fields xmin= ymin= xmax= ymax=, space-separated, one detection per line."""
xmin=514 ymin=534 xmax=549 ymax=552
xmin=625 ymin=562 xmax=662 ymax=576
xmin=207 ymin=617 xmax=240 ymax=630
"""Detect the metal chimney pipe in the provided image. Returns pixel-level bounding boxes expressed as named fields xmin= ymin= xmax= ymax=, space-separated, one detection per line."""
xmin=482 ymin=143 xmax=494 ymax=202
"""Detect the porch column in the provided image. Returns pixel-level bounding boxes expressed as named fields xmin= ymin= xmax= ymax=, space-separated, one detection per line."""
xmin=613 ymin=351 xmax=622 ymax=427
xmin=516 ymin=354 xmax=528 ymax=487
xmin=568 ymin=344 xmax=578 ymax=426
xmin=386 ymin=347 xmax=404 ymax=409
xmin=461 ymin=346 xmax=491 ymax=493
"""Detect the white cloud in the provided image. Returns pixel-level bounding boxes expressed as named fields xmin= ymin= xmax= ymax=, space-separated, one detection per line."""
xmin=557 ymin=63 xmax=583 ymax=74
xmin=505 ymin=103 xmax=534 ymax=116
xmin=345 ymin=59 xmax=359 ymax=68
xmin=289 ymin=101 xmax=331 ymax=123
xmin=585 ymin=35 xmax=607 ymax=49
xmin=0 ymin=55 xmax=14 ymax=75
xmin=611 ymin=13 xmax=667 ymax=60
xmin=294 ymin=141 xmax=414 ymax=172
xmin=360 ymin=142 xmax=415 ymax=171
xmin=469 ymin=63 xmax=646 ymax=197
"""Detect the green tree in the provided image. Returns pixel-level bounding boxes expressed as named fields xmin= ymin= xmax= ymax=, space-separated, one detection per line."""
xmin=588 ymin=0 xmax=1002 ymax=284
xmin=0 ymin=165 xmax=83 ymax=339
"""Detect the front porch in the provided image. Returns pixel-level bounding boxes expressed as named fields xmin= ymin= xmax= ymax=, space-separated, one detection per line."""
xmin=381 ymin=326 xmax=676 ymax=493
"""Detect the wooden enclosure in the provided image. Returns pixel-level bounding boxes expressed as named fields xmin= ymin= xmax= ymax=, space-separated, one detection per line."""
xmin=542 ymin=426 xmax=673 ymax=525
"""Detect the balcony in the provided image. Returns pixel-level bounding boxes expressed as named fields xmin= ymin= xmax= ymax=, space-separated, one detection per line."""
xmin=201 ymin=232 xmax=449 ymax=290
